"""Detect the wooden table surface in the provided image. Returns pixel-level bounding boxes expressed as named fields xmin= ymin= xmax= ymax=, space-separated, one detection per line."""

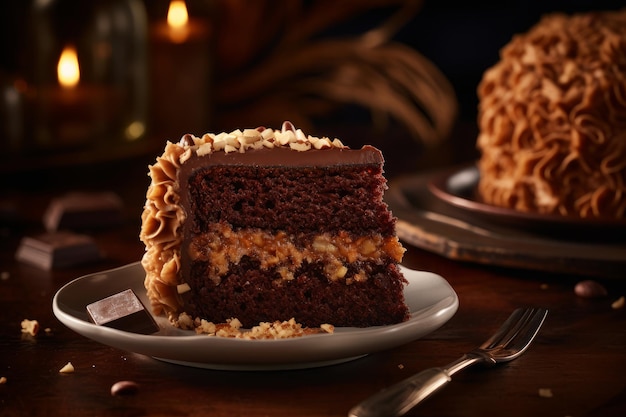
xmin=1 ymin=146 xmax=625 ymax=417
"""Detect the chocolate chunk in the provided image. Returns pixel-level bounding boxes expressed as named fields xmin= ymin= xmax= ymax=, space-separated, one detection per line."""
xmin=180 ymin=133 xmax=195 ymax=147
xmin=43 ymin=192 xmax=123 ymax=232
xmin=15 ymin=231 xmax=100 ymax=270
xmin=86 ymin=289 xmax=159 ymax=334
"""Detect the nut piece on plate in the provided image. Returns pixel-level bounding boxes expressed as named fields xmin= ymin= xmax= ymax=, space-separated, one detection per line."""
xmin=86 ymin=289 xmax=159 ymax=335
xmin=43 ymin=191 xmax=123 ymax=232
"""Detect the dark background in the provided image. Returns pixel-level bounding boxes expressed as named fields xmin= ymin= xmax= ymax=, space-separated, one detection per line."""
xmin=2 ymin=0 xmax=623 ymax=126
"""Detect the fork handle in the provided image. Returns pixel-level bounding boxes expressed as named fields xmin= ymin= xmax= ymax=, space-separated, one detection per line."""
xmin=348 ymin=367 xmax=452 ymax=417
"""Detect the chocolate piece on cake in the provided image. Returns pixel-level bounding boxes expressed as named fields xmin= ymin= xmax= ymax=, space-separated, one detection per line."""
xmin=140 ymin=122 xmax=409 ymax=328
xmin=86 ymin=289 xmax=159 ymax=334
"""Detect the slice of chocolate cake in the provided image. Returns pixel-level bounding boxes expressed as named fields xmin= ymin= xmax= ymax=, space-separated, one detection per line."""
xmin=140 ymin=122 xmax=409 ymax=329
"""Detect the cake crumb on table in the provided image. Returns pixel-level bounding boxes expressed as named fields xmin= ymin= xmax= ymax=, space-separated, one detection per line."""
xmin=611 ymin=296 xmax=625 ymax=310
xmin=538 ymin=388 xmax=553 ymax=398
xmin=21 ymin=319 xmax=39 ymax=336
xmin=59 ymin=362 xmax=74 ymax=374
xmin=0 ymin=376 xmax=7 ymax=384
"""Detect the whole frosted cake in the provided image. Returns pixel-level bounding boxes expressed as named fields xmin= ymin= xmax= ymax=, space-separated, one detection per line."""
xmin=140 ymin=122 xmax=409 ymax=332
xmin=476 ymin=10 xmax=626 ymax=218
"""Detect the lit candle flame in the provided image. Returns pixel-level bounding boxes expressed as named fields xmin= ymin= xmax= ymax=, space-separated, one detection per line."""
xmin=57 ymin=46 xmax=80 ymax=88
xmin=167 ymin=1 xmax=188 ymax=29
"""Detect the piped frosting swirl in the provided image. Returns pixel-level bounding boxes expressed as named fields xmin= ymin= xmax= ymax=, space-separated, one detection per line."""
xmin=477 ymin=10 xmax=626 ymax=218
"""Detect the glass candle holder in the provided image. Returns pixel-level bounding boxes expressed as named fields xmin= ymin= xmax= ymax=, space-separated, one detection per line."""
xmin=22 ymin=0 xmax=148 ymax=152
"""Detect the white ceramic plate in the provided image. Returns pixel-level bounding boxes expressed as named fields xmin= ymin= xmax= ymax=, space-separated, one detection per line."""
xmin=53 ymin=262 xmax=458 ymax=371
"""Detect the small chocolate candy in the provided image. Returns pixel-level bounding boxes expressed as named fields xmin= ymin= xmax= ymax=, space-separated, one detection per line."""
xmin=43 ymin=191 xmax=123 ymax=232
xmin=15 ymin=231 xmax=100 ymax=270
xmin=111 ymin=380 xmax=140 ymax=396
xmin=179 ymin=133 xmax=195 ymax=147
xmin=86 ymin=289 xmax=159 ymax=334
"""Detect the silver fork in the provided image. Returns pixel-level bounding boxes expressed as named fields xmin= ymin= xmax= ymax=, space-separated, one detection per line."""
xmin=348 ymin=307 xmax=548 ymax=417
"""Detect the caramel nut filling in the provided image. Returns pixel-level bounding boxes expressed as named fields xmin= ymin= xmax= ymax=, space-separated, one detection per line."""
xmin=188 ymin=223 xmax=405 ymax=285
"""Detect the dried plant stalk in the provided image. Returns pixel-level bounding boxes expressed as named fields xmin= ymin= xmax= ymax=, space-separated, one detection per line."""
xmin=214 ymin=0 xmax=457 ymax=145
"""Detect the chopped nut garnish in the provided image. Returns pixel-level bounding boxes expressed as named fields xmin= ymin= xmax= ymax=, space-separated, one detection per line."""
xmin=177 ymin=283 xmax=191 ymax=294
xmin=611 ymin=296 xmax=625 ymax=310
xmin=59 ymin=362 xmax=75 ymax=373
xmin=176 ymin=312 xmax=195 ymax=329
xmin=180 ymin=314 xmax=335 ymax=339
xmin=21 ymin=319 xmax=39 ymax=336
xmin=320 ymin=323 xmax=335 ymax=334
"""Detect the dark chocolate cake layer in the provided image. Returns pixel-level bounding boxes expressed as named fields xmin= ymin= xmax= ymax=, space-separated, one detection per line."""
xmin=184 ymin=165 xmax=394 ymax=235
xmin=183 ymin=257 xmax=408 ymax=328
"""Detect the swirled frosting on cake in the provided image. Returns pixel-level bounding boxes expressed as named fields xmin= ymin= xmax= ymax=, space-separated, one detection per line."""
xmin=477 ymin=10 xmax=626 ymax=218
xmin=140 ymin=123 xmax=352 ymax=320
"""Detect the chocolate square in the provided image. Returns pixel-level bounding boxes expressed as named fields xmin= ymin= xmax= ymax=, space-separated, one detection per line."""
xmin=15 ymin=231 xmax=101 ymax=270
xmin=43 ymin=191 xmax=123 ymax=232
xmin=86 ymin=289 xmax=159 ymax=334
